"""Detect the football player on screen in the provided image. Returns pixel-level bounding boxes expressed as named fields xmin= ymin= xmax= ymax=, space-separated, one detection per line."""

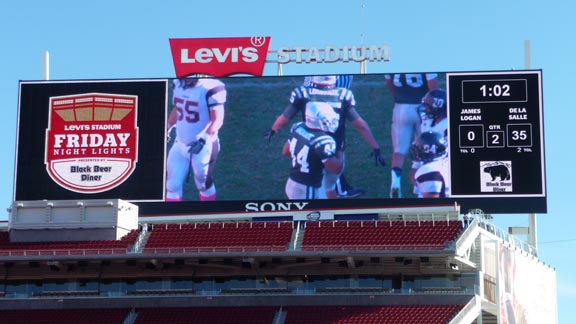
xmin=266 ymin=75 xmax=385 ymax=199
xmin=385 ymin=73 xmax=439 ymax=198
xmin=410 ymin=88 xmax=448 ymax=196
xmin=296 ymin=75 xmax=361 ymax=197
xmin=283 ymin=102 xmax=343 ymax=199
xmin=165 ymin=78 xmax=227 ymax=201
xmin=411 ymin=131 xmax=450 ymax=198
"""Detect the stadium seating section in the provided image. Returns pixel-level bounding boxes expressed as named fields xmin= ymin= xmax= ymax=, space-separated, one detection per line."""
xmin=302 ymin=220 xmax=462 ymax=251
xmin=134 ymin=306 xmax=278 ymax=324
xmin=143 ymin=221 xmax=295 ymax=252
xmin=142 ymin=220 xmax=462 ymax=253
xmin=0 ymin=230 xmax=139 ymax=256
xmin=284 ymin=305 xmax=463 ymax=323
xmin=0 ymin=220 xmax=463 ymax=255
xmin=0 ymin=308 xmax=131 ymax=324
xmin=0 ymin=218 xmax=475 ymax=323
xmin=0 ymin=305 xmax=464 ymax=323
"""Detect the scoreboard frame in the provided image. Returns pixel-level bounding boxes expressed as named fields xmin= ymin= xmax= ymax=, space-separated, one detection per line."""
xmin=14 ymin=70 xmax=546 ymax=216
xmin=447 ymin=70 xmax=545 ymax=199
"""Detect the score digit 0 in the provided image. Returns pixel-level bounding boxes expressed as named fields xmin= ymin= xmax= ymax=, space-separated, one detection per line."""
xmin=459 ymin=124 xmax=484 ymax=149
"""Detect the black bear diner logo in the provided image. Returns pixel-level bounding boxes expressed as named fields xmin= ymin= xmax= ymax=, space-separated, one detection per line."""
xmin=45 ymin=93 xmax=138 ymax=193
xmin=480 ymin=161 xmax=512 ymax=193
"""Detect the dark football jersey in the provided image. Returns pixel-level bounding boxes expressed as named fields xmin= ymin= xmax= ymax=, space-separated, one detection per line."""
xmin=387 ymin=73 xmax=434 ymax=104
xmin=302 ymin=75 xmax=353 ymax=89
xmin=286 ymin=122 xmax=337 ymax=187
xmin=289 ymin=85 xmax=355 ymax=149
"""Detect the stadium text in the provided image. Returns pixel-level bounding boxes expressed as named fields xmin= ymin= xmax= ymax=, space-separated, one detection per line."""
xmin=276 ymin=45 xmax=390 ymax=64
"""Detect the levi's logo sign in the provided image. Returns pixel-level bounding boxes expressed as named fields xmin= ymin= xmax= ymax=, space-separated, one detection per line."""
xmin=45 ymin=93 xmax=138 ymax=193
xmin=169 ymin=36 xmax=271 ymax=77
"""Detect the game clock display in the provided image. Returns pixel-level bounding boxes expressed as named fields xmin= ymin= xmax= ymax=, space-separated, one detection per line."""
xmin=461 ymin=79 xmax=528 ymax=103
xmin=447 ymin=71 xmax=545 ymax=198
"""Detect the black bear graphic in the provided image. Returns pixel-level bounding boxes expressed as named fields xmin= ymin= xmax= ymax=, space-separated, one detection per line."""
xmin=484 ymin=164 xmax=511 ymax=181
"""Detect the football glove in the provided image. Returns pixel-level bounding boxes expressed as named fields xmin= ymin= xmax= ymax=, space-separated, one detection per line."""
xmin=263 ymin=129 xmax=276 ymax=143
xmin=189 ymin=133 xmax=209 ymax=155
xmin=370 ymin=148 xmax=387 ymax=167
xmin=188 ymin=138 xmax=206 ymax=154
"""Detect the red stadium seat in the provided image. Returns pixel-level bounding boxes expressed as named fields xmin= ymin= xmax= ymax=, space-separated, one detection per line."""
xmin=134 ymin=307 xmax=277 ymax=324
xmin=144 ymin=221 xmax=293 ymax=252
xmin=0 ymin=308 xmax=130 ymax=324
xmin=284 ymin=305 xmax=463 ymax=324
xmin=301 ymin=220 xmax=462 ymax=251
xmin=0 ymin=230 xmax=139 ymax=256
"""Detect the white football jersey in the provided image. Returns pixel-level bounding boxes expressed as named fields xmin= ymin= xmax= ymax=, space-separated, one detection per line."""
xmin=420 ymin=116 xmax=448 ymax=137
xmin=172 ymin=79 xmax=227 ymax=145
xmin=414 ymin=157 xmax=450 ymax=198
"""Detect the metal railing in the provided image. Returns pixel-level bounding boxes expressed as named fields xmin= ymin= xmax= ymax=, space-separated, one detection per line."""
xmin=0 ymin=248 xmax=129 ymax=257
xmin=141 ymin=246 xmax=289 ymax=254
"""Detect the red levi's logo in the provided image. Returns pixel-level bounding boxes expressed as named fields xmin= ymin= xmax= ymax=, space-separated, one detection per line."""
xmin=169 ymin=36 xmax=271 ymax=77
xmin=45 ymin=93 xmax=138 ymax=193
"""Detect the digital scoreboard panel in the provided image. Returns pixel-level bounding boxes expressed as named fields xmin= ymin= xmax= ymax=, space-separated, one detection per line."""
xmin=15 ymin=70 xmax=546 ymax=216
xmin=447 ymin=71 xmax=545 ymax=198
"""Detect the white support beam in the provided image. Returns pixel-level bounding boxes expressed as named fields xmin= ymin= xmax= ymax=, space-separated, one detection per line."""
xmin=42 ymin=51 xmax=50 ymax=80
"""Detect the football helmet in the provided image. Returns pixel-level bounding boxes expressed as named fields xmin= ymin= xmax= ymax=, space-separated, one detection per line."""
xmin=180 ymin=78 xmax=199 ymax=88
xmin=420 ymin=88 xmax=447 ymax=119
xmin=311 ymin=75 xmax=337 ymax=88
xmin=304 ymin=101 xmax=339 ymax=133
xmin=411 ymin=131 xmax=447 ymax=163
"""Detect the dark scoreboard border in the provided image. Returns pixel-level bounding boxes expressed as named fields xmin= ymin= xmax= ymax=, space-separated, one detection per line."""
xmin=447 ymin=70 xmax=545 ymax=198
xmin=135 ymin=197 xmax=547 ymax=216
xmin=14 ymin=71 xmax=546 ymax=215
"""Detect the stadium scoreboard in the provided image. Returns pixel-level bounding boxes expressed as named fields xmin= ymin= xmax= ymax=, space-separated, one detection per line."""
xmin=14 ymin=70 xmax=546 ymax=215
xmin=447 ymin=71 xmax=545 ymax=197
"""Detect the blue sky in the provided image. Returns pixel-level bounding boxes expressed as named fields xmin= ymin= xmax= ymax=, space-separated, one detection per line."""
xmin=1 ymin=0 xmax=574 ymax=322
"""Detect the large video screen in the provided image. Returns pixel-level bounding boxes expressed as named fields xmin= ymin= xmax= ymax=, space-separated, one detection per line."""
xmin=15 ymin=71 xmax=545 ymax=215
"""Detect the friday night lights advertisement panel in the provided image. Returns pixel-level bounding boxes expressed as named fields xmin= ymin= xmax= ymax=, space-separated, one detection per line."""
xmin=15 ymin=80 xmax=168 ymax=201
xmin=14 ymin=71 xmax=546 ymax=215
